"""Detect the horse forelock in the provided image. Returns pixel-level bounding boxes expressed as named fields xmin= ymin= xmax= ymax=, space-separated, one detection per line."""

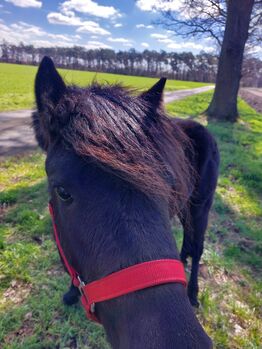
xmin=53 ymin=83 xmax=194 ymax=215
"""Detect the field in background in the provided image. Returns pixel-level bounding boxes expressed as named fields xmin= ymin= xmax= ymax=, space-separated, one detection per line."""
xmin=0 ymin=63 xmax=210 ymax=111
xmin=0 ymin=92 xmax=261 ymax=348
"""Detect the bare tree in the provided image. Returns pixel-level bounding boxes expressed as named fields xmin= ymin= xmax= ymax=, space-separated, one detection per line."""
xmin=156 ymin=0 xmax=260 ymax=122
xmin=207 ymin=0 xmax=255 ymax=121
xmin=157 ymin=0 xmax=261 ymax=49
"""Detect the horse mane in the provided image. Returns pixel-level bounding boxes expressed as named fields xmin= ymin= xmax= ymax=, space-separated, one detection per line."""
xmin=52 ymin=83 xmax=194 ymax=215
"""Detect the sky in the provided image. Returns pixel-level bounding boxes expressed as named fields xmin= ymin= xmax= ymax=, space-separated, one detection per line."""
xmin=0 ymin=0 xmax=221 ymax=53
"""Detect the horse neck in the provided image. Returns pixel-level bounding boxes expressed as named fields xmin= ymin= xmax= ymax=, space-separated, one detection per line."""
xmin=98 ymin=279 xmax=211 ymax=349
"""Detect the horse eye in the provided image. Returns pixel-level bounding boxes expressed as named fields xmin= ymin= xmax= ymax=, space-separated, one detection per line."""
xmin=55 ymin=186 xmax=72 ymax=202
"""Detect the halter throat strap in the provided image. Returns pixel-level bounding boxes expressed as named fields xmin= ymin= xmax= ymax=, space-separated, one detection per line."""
xmin=49 ymin=203 xmax=187 ymax=323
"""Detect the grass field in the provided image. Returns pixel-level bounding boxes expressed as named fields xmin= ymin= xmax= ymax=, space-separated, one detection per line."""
xmin=0 ymin=91 xmax=261 ymax=348
xmin=0 ymin=63 xmax=210 ymax=111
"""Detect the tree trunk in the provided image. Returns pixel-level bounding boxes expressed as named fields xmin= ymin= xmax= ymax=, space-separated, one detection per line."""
xmin=207 ymin=0 xmax=254 ymax=122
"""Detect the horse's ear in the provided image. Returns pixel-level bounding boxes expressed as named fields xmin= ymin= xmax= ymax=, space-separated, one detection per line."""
xmin=140 ymin=77 xmax=167 ymax=109
xmin=35 ymin=56 xmax=66 ymax=111
xmin=33 ymin=56 xmax=66 ymax=151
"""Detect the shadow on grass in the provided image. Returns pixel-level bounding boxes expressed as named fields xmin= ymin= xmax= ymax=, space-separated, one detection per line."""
xmin=208 ymin=118 xmax=262 ymax=201
xmin=0 ymin=179 xmax=47 ymax=205
xmin=0 ymin=179 xmax=50 ymax=241
xmin=211 ymin=192 xmax=262 ymax=273
xmin=0 ymin=179 xmax=51 ymax=287
xmin=204 ymin=105 xmax=262 ymax=272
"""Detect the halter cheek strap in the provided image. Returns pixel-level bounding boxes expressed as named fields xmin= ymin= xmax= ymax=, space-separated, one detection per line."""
xmin=49 ymin=204 xmax=79 ymax=287
xmin=49 ymin=203 xmax=187 ymax=323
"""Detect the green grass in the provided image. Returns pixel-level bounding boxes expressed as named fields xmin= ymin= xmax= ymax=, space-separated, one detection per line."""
xmin=1 ymin=91 xmax=261 ymax=348
xmin=0 ymin=63 xmax=210 ymax=111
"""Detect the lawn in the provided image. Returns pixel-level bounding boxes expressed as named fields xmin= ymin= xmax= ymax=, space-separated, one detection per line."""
xmin=0 ymin=63 xmax=210 ymax=111
xmin=0 ymin=91 xmax=261 ymax=348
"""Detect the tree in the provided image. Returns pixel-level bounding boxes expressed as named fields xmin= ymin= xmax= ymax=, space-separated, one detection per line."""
xmin=156 ymin=0 xmax=260 ymax=122
xmin=207 ymin=0 xmax=255 ymax=121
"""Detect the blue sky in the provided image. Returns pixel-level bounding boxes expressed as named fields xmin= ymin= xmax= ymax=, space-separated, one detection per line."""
xmin=0 ymin=0 xmax=218 ymax=53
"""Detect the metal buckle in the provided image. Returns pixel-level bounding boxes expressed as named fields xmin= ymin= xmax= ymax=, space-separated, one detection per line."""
xmin=90 ymin=302 xmax=95 ymax=313
xmin=77 ymin=275 xmax=86 ymax=296
xmin=77 ymin=276 xmax=95 ymax=315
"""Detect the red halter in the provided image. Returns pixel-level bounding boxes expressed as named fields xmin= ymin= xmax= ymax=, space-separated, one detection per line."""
xmin=49 ymin=203 xmax=187 ymax=323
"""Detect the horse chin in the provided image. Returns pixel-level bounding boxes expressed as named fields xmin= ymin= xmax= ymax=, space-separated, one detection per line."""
xmin=63 ymin=284 xmax=80 ymax=306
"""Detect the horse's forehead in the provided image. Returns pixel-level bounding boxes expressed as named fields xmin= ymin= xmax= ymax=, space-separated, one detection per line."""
xmin=46 ymin=143 xmax=80 ymax=177
xmin=46 ymin=143 xmax=102 ymax=186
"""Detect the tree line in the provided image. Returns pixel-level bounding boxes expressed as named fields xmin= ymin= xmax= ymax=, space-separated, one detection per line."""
xmin=0 ymin=41 xmax=260 ymax=87
xmin=0 ymin=41 xmax=217 ymax=82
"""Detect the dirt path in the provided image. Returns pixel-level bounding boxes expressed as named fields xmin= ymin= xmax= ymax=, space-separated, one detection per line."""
xmin=239 ymin=88 xmax=262 ymax=113
xmin=164 ymin=85 xmax=214 ymax=103
xmin=0 ymin=86 xmax=214 ymax=158
xmin=0 ymin=110 xmax=35 ymax=158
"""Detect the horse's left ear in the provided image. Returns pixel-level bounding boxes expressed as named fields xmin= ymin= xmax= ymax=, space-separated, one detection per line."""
xmin=35 ymin=56 xmax=66 ymax=112
xmin=33 ymin=56 xmax=66 ymax=151
xmin=140 ymin=77 xmax=167 ymax=109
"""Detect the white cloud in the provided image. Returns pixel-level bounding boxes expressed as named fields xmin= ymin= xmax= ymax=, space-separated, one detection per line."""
xmin=137 ymin=0 xmax=221 ymax=20
xmin=29 ymin=39 xmax=69 ymax=47
xmin=166 ymin=40 xmax=215 ymax=52
xmin=60 ymin=0 xmax=121 ymax=19
xmin=47 ymin=12 xmax=110 ymax=36
xmin=167 ymin=42 xmax=204 ymax=50
xmin=181 ymin=1 xmax=222 ymax=20
xmin=85 ymin=40 xmax=112 ymax=49
xmin=114 ymin=23 xmax=123 ymax=28
xmin=0 ymin=21 xmax=81 ymax=47
xmin=123 ymin=43 xmax=133 ymax=47
xmin=5 ymin=0 xmax=42 ymax=8
xmin=136 ymin=24 xmax=154 ymax=29
xmin=141 ymin=42 xmax=149 ymax=48
xmin=77 ymin=22 xmax=110 ymax=36
xmin=150 ymin=31 xmax=214 ymax=52
xmin=158 ymin=38 xmax=174 ymax=44
xmin=136 ymin=0 xmax=182 ymax=12
xmin=202 ymin=46 xmax=215 ymax=53
xmin=107 ymin=37 xmax=131 ymax=44
xmin=247 ymin=45 xmax=262 ymax=56
xmin=150 ymin=33 xmax=169 ymax=40
xmin=203 ymin=37 xmax=214 ymax=43
xmin=47 ymin=12 xmax=82 ymax=26
xmin=47 ymin=1 xmax=121 ymax=38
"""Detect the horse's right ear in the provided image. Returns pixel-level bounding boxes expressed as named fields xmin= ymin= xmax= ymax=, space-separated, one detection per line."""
xmin=140 ymin=77 xmax=167 ymax=109
xmin=33 ymin=56 xmax=66 ymax=151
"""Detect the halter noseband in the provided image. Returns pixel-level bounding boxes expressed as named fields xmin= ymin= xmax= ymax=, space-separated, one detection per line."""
xmin=49 ymin=203 xmax=187 ymax=323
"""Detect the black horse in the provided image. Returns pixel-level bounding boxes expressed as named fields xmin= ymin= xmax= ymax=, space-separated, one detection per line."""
xmin=33 ymin=56 xmax=219 ymax=348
